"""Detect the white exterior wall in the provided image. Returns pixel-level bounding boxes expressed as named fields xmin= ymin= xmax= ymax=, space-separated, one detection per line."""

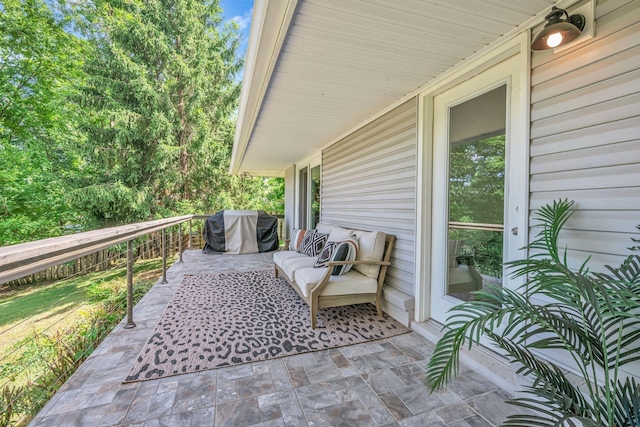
xmin=530 ymin=0 xmax=640 ymax=378
xmin=321 ymin=99 xmax=417 ymax=323
xmin=529 ymin=0 xmax=640 ymax=269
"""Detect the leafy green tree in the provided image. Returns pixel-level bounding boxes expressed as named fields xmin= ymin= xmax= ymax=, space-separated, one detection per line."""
xmin=448 ymin=135 xmax=505 ymax=277
xmin=0 ymin=144 xmax=80 ymax=245
xmin=73 ymin=0 xmax=246 ymax=225
xmin=449 ymin=135 xmax=505 ymax=225
xmin=0 ymin=0 xmax=284 ymax=245
xmin=0 ymin=0 xmax=85 ymax=149
xmin=0 ymin=0 xmax=86 ymax=245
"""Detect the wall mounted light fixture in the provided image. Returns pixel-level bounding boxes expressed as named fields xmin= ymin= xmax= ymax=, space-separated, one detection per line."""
xmin=531 ymin=6 xmax=586 ymax=50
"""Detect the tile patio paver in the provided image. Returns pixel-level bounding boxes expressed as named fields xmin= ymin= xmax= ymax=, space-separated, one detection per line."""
xmin=29 ymin=250 xmax=520 ymax=427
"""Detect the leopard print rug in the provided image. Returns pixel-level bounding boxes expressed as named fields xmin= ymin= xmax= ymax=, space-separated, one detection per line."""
xmin=125 ymin=270 xmax=409 ymax=382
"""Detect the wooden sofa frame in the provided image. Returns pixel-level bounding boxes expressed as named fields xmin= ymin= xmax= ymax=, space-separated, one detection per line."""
xmin=275 ymin=234 xmax=396 ymax=329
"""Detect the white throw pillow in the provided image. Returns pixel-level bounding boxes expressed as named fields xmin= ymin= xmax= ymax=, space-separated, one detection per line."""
xmin=327 ymin=226 xmax=355 ymax=243
xmin=352 ymin=230 xmax=386 ymax=278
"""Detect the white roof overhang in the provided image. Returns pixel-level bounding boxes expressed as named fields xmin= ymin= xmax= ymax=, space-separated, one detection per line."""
xmin=231 ymin=0 xmax=561 ymax=177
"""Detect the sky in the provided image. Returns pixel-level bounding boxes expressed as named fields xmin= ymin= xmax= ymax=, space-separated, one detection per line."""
xmin=220 ymin=0 xmax=255 ymax=61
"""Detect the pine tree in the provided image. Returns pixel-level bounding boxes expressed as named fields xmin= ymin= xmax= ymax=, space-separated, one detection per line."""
xmin=75 ymin=0 xmax=243 ymax=224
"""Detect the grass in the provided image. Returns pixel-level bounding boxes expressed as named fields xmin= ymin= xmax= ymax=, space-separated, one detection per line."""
xmin=0 ymin=256 xmax=173 ymax=426
xmin=0 ymin=257 xmax=172 ymax=369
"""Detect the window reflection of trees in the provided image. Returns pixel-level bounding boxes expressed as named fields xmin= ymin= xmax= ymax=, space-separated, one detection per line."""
xmin=310 ymin=166 xmax=321 ymax=229
xmin=449 ymin=135 xmax=505 ymax=279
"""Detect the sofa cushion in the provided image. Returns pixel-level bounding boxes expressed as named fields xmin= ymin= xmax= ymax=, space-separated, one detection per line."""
xmin=327 ymin=226 xmax=355 ymax=243
xmin=295 ymin=268 xmax=378 ymax=298
xmin=289 ymin=229 xmax=308 ymax=251
xmin=314 ymin=241 xmax=338 ymax=268
xmin=274 ymin=250 xmax=307 ymax=270
xmin=315 ymin=223 xmax=334 ymax=235
xmin=351 ymin=229 xmax=386 ymax=278
xmin=282 ymin=255 xmax=317 ymax=281
xmin=298 ymin=230 xmax=329 ymax=257
xmin=330 ymin=237 xmax=359 ymax=275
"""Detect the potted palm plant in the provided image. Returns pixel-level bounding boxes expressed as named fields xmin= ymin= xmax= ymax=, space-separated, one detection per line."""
xmin=426 ymin=199 xmax=640 ymax=426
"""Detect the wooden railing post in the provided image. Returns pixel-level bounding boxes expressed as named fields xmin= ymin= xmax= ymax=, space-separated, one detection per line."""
xmin=178 ymin=223 xmax=183 ymax=263
xmin=189 ymin=219 xmax=193 ymax=249
xmin=124 ymin=240 xmax=136 ymax=329
xmin=161 ymin=228 xmax=168 ymax=284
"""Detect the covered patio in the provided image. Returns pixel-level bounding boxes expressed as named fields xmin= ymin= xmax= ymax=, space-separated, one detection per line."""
xmin=29 ymin=251 xmax=519 ymax=427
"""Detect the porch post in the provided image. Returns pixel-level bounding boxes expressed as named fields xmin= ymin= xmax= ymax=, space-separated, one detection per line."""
xmin=124 ymin=240 xmax=136 ymax=329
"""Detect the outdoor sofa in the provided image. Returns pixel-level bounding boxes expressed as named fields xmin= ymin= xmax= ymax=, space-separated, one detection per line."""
xmin=274 ymin=223 xmax=395 ymax=328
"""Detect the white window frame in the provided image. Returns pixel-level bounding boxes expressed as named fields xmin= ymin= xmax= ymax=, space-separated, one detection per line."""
xmin=294 ymin=155 xmax=322 ymax=230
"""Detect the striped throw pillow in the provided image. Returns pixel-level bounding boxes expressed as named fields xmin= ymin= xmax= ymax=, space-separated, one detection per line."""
xmin=330 ymin=237 xmax=359 ymax=275
xmin=298 ymin=230 xmax=329 ymax=257
xmin=314 ymin=242 xmax=338 ymax=268
xmin=289 ymin=229 xmax=308 ymax=251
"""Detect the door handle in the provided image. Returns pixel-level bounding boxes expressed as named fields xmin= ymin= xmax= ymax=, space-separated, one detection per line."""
xmin=511 ymin=227 xmax=518 ymax=235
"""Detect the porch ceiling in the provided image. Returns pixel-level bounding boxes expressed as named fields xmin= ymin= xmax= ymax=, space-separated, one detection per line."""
xmin=232 ymin=0 xmax=555 ymax=177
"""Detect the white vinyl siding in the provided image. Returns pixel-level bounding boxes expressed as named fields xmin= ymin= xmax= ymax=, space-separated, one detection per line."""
xmin=529 ymin=0 xmax=640 ymax=270
xmin=322 ymin=99 xmax=417 ymax=298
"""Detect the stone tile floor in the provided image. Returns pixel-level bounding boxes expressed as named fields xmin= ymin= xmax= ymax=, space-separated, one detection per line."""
xmin=29 ymin=250 xmax=521 ymax=427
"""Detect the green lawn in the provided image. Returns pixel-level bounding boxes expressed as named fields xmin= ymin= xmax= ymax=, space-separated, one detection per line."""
xmin=0 ymin=258 xmax=169 ymax=359
xmin=0 ymin=257 xmax=172 ymax=426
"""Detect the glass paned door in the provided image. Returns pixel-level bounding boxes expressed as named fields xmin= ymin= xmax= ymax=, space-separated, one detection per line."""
xmin=447 ymin=86 xmax=506 ymax=300
xmin=429 ymin=52 xmax=524 ymax=324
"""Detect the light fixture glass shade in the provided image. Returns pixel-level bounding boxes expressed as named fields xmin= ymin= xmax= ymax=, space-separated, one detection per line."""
xmin=532 ymin=21 xmax=582 ymax=50
xmin=531 ymin=7 xmax=586 ymax=50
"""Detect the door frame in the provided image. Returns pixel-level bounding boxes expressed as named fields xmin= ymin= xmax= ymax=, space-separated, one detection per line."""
xmin=414 ymin=32 xmax=531 ymax=323
xmin=431 ymin=67 xmax=512 ymax=322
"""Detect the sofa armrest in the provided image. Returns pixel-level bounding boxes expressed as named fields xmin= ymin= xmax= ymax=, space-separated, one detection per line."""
xmin=309 ymin=267 xmax=334 ymax=298
xmin=326 ymin=260 xmax=391 ymax=266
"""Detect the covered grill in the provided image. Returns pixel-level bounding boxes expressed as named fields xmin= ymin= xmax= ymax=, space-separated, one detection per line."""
xmin=202 ymin=210 xmax=279 ymax=254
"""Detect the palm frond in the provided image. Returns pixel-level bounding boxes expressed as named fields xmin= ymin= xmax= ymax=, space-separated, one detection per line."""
xmin=427 ymin=287 xmax=594 ymax=392
xmin=503 ymin=412 xmax=604 ymax=427
xmin=598 ymin=254 xmax=640 ymax=288
xmin=427 ymin=199 xmax=640 ymax=427
xmin=487 ymin=331 xmax=593 ymax=416
xmin=424 ymin=327 xmax=462 ymax=391
xmin=524 ymin=199 xmax=575 ymax=265
xmin=605 ymin=377 xmax=640 ymax=427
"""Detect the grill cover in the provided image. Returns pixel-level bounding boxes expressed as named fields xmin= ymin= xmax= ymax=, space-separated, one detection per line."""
xmin=202 ymin=211 xmax=279 ymax=254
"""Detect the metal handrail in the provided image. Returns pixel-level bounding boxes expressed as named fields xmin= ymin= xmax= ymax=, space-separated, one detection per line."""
xmin=0 ymin=215 xmax=193 ymax=283
xmin=0 ymin=215 xmax=193 ymax=329
xmin=0 ymin=212 xmax=284 ymax=329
